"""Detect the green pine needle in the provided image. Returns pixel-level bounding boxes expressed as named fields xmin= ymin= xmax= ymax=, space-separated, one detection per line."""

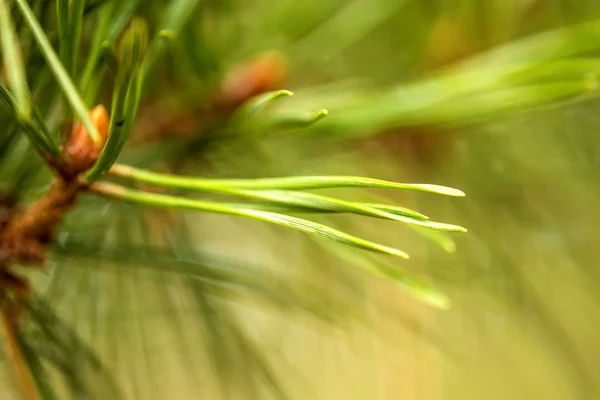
xmin=0 ymin=0 xmax=30 ymax=117
xmin=0 ymin=82 xmax=59 ymax=157
xmin=239 ymin=90 xmax=295 ymax=116
xmin=14 ymin=0 xmax=100 ymax=143
xmin=267 ymin=108 xmax=329 ymax=129
xmin=90 ymin=182 xmax=411 ymax=259
xmin=110 ymin=164 xmax=466 ymax=195
xmin=86 ymin=18 xmax=148 ymax=181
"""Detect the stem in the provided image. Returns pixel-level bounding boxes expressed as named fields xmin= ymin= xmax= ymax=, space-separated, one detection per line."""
xmin=0 ymin=304 xmax=40 ymax=400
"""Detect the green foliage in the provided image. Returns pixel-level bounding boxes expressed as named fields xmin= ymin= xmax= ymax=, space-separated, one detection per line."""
xmin=86 ymin=18 xmax=148 ymax=180
xmin=0 ymin=0 xmax=29 ymax=116
xmin=15 ymin=0 xmax=100 ymax=142
xmin=2 ymin=0 xmax=600 ymax=399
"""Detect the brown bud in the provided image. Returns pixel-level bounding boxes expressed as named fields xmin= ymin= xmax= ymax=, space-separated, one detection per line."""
xmin=218 ymin=51 xmax=288 ymax=109
xmin=63 ymin=105 xmax=109 ymax=173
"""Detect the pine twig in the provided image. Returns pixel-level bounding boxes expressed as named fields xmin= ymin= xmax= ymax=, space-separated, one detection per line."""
xmin=0 ymin=302 xmax=40 ymax=400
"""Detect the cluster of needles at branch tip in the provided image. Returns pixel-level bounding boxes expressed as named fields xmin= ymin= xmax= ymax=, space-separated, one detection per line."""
xmin=0 ymin=2 xmax=477 ymax=396
xmin=0 ymin=7 xmax=470 ymax=388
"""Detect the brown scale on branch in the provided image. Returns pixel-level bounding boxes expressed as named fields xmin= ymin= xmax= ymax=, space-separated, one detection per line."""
xmin=0 ymin=105 xmax=109 ymax=311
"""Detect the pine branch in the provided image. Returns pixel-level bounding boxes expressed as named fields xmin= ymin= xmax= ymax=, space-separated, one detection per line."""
xmin=0 ymin=302 xmax=41 ymax=400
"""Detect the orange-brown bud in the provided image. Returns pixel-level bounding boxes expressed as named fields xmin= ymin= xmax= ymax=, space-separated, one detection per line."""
xmin=218 ymin=51 xmax=288 ymax=109
xmin=64 ymin=105 xmax=109 ymax=173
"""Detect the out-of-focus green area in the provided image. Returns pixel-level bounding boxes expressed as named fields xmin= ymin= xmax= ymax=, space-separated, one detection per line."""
xmin=3 ymin=1 xmax=600 ymax=399
xmin=188 ymin=1 xmax=600 ymax=399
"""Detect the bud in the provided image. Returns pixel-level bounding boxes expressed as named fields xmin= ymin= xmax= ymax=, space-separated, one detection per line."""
xmin=218 ymin=50 xmax=288 ymax=109
xmin=64 ymin=105 xmax=109 ymax=173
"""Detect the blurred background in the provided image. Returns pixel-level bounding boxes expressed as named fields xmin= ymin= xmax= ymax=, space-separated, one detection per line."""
xmin=4 ymin=0 xmax=600 ymax=399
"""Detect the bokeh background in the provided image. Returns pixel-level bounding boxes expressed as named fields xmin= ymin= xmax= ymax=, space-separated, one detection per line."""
xmin=3 ymin=0 xmax=600 ymax=399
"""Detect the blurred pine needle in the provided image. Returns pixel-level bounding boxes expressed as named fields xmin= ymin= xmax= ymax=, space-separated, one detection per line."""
xmin=1 ymin=0 xmax=600 ymax=399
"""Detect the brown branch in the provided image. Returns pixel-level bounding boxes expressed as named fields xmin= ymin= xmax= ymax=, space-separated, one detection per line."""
xmin=0 ymin=177 xmax=84 ymax=265
xmin=0 ymin=302 xmax=40 ymax=400
xmin=0 ymin=104 xmax=108 ymax=324
xmin=0 ymin=104 xmax=108 ymax=267
xmin=0 ymin=103 xmax=111 ymax=399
